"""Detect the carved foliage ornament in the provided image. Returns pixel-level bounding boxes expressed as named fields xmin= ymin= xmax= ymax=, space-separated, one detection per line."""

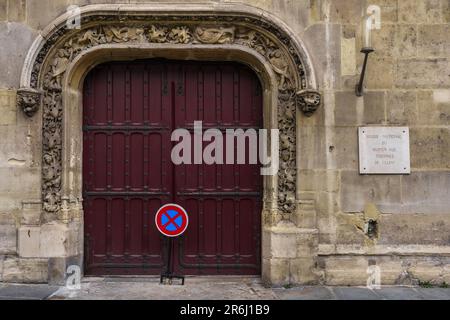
xmin=20 ymin=15 xmax=321 ymax=220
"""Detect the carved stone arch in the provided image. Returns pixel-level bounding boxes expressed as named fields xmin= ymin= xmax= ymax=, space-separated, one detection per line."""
xmin=18 ymin=4 xmax=321 ymax=224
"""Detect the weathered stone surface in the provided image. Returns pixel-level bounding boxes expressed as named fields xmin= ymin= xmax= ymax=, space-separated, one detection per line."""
xmin=0 ymin=224 xmax=16 ymax=254
xmin=0 ymin=0 xmax=7 ymax=21
xmin=366 ymin=55 xmax=394 ymax=89
xmin=302 ymin=23 xmax=341 ymax=90
xmin=0 ymin=167 xmax=40 ymax=195
xmin=298 ymin=125 xmax=327 ymax=169
xmin=298 ymin=170 xmax=339 ymax=193
xmin=290 ymin=257 xmax=318 ymax=285
xmin=399 ymin=0 xmax=444 ymax=24
xmin=334 ymin=91 xmax=358 ymax=126
xmin=402 ymin=172 xmax=450 ymax=214
xmin=0 ymin=255 xmax=4 ymax=281
xmin=445 ymin=0 xmax=450 ymax=22
xmin=2 ymin=256 xmax=48 ymax=283
xmin=410 ymin=128 xmax=450 ymax=169
xmin=21 ymin=200 xmax=41 ymax=225
xmin=319 ymin=256 xmax=370 ymax=285
xmin=328 ymin=0 xmax=363 ymax=24
xmin=318 ymin=255 xmax=426 ymax=286
xmin=271 ymin=0 xmax=311 ymax=33
xmin=40 ymin=224 xmax=70 ymax=257
xmin=341 ymin=36 xmax=356 ymax=76
xmin=268 ymin=232 xmax=297 ymax=259
xmin=379 ymin=213 xmax=450 ymax=245
xmin=48 ymin=254 xmax=82 ymax=285
xmin=7 ymin=0 xmax=26 ymax=22
xmin=264 ymin=227 xmax=318 ymax=260
xmin=418 ymin=24 xmax=450 ymax=58
xmin=262 ymin=258 xmax=290 ymax=286
xmin=371 ymin=24 xmax=396 ymax=57
xmin=296 ymin=231 xmax=319 ymax=258
xmin=417 ymin=90 xmax=450 ymax=125
xmin=369 ymin=0 xmax=398 ymax=23
xmin=408 ymin=257 xmax=450 ymax=284
xmin=19 ymin=223 xmax=79 ymax=258
xmin=386 ymin=91 xmax=418 ymax=125
xmin=319 ymin=254 xmax=450 ymax=286
xmin=363 ymin=91 xmax=386 ymax=124
xmin=25 ymin=0 xmax=93 ymax=30
xmin=336 ymin=213 xmax=367 ymax=244
xmin=0 ymin=89 xmax=16 ymax=125
xmin=0 ymin=124 xmax=40 ymax=171
xmin=393 ymin=25 xmax=418 ymax=58
xmin=333 ymin=91 xmax=385 ymax=126
xmin=18 ymin=226 xmax=40 ymax=258
xmin=396 ymin=59 xmax=450 ymax=88
xmin=0 ymin=22 xmax=37 ymax=88
xmin=340 ymin=171 xmax=402 ymax=213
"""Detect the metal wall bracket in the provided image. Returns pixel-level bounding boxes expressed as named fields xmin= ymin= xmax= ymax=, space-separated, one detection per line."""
xmin=355 ymin=47 xmax=375 ymax=97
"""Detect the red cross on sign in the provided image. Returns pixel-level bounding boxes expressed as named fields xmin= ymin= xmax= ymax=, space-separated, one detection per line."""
xmin=155 ymin=204 xmax=189 ymax=237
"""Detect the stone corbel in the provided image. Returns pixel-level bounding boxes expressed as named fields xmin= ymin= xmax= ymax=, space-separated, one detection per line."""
xmin=17 ymin=87 xmax=41 ymax=117
xmin=296 ymin=90 xmax=322 ymax=117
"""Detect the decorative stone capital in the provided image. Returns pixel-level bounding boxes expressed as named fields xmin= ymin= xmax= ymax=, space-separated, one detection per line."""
xmin=296 ymin=90 xmax=322 ymax=117
xmin=17 ymin=88 xmax=41 ymax=117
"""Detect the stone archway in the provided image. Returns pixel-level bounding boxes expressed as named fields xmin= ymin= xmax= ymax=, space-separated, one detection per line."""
xmin=17 ymin=4 xmax=321 ymax=285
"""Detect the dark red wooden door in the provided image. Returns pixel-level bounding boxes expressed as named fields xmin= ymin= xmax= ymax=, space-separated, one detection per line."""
xmin=83 ymin=60 xmax=262 ymax=276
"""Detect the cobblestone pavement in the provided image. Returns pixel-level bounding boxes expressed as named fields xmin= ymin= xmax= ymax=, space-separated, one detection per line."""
xmin=1 ymin=277 xmax=450 ymax=300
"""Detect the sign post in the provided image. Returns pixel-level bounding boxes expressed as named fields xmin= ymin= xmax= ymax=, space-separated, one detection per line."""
xmin=155 ymin=204 xmax=189 ymax=285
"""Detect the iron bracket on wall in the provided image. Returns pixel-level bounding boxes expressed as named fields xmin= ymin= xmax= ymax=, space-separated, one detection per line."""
xmin=355 ymin=47 xmax=375 ymax=97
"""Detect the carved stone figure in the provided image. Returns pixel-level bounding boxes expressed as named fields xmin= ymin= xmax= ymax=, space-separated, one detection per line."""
xmin=77 ymin=28 xmax=103 ymax=46
xmin=17 ymin=88 xmax=41 ymax=117
xmin=296 ymin=90 xmax=322 ymax=117
xmin=269 ymin=49 xmax=291 ymax=90
xmin=103 ymin=26 xmax=145 ymax=43
xmin=51 ymin=49 xmax=70 ymax=83
xmin=194 ymin=26 xmax=235 ymax=44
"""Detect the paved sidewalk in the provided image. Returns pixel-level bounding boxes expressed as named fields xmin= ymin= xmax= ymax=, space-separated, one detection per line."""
xmin=1 ymin=277 xmax=450 ymax=300
xmin=0 ymin=283 xmax=60 ymax=300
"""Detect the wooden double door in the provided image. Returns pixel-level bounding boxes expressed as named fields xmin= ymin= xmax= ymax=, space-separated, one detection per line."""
xmin=83 ymin=60 xmax=263 ymax=275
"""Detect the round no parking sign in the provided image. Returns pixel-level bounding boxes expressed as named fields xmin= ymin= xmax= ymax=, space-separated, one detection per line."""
xmin=155 ymin=204 xmax=189 ymax=237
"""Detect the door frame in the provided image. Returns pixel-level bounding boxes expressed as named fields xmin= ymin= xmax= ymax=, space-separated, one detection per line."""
xmin=17 ymin=4 xmax=322 ymax=286
xmin=82 ymin=59 xmax=265 ymax=275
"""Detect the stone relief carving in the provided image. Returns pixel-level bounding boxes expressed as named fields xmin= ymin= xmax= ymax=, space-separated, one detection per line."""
xmin=278 ymin=91 xmax=297 ymax=216
xmin=169 ymin=26 xmax=192 ymax=43
xmin=296 ymin=90 xmax=322 ymax=117
xmin=17 ymin=88 xmax=41 ymax=117
xmin=103 ymin=26 xmax=146 ymax=43
xmin=194 ymin=26 xmax=235 ymax=44
xmin=22 ymin=15 xmax=320 ymax=220
xmin=148 ymin=25 xmax=168 ymax=43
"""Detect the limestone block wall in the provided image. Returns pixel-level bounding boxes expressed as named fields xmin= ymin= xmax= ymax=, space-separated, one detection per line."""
xmin=297 ymin=0 xmax=450 ymax=286
xmin=0 ymin=0 xmax=448 ymax=285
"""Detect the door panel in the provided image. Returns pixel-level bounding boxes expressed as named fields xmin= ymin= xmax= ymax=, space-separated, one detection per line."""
xmin=83 ymin=60 xmax=262 ymax=276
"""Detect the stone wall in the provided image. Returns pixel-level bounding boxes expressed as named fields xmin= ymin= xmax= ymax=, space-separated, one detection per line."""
xmin=297 ymin=0 xmax=450 ymax=286
xmin=0 ymin=0 xmax=449 ymax=285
